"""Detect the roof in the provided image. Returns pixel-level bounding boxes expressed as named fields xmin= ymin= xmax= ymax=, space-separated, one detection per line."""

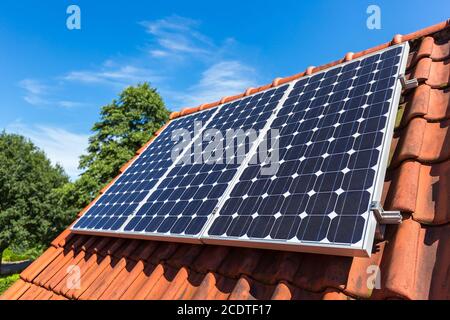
xmin=1 ymin=20 xmax=449 ymax=300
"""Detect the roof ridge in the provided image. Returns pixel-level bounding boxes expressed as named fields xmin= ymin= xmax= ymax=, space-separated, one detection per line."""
xmin=169 ymin=19 xmax=450 ymax=121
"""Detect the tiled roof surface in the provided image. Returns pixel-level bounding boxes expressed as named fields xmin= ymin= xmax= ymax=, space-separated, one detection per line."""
xmin=2 ymin=21 xmax=449 ymax=300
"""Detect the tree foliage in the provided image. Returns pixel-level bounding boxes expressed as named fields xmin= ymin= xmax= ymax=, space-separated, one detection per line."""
xmin=73 ymin=82 xmax=169 ymax=208
xmin=0 ymin=132 xmax=75 ymax=270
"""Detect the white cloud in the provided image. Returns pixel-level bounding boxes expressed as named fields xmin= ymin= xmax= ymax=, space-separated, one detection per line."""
xmin=57 ymin=100 xmax=87 ymax=108
xmin=174 ymin=60 xmax=258 ymax=107
xmin=150 ymin=50 xmax=170 ymax=57
xmin=63 ymin=65 xmax=160 ymax=87
xmin=141 ymin=15 xmax=215 ymax=59
xmin=19 ymin=79 xmax=50 ymax=105
xmin=6 ymin=122 xmax=89 ymax=180
xmin=19 ymin=78 xmax=88 ymax=108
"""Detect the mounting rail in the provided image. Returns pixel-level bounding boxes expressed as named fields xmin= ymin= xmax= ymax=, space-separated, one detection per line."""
xmin=399 ymin=75 xmax=418 ymax=90
xmin=371 ymin=201 xmax=402 ymax=225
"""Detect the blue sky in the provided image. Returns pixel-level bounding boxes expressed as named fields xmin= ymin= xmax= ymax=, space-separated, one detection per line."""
xmin=0 ymin=0 xmax=448 ymax=179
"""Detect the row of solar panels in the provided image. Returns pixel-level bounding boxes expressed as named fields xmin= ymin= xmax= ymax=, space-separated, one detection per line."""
xmin=72 ymin=43 xmax=409 ymax=257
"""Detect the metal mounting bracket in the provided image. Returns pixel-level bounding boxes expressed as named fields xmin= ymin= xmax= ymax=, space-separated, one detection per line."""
xmin=399 ymin=74 xmax=418 ymax=90
xmin=371 ymin=201 xmax=402 ymax=225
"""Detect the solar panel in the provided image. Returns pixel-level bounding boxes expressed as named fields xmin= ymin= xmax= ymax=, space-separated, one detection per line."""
xmin=72 ymin=107 xmax=217 ymax=233
xmin=203 ymin=43 xmax=409 ymax=256
xmin=72 ymin=43 xmax=408 ymax=257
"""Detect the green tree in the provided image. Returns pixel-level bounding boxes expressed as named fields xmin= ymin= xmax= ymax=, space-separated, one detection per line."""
xmin=74 ymin=82 xmax=169 ymax=208
xmin=0 ymin=132 xmax=74 ymax=273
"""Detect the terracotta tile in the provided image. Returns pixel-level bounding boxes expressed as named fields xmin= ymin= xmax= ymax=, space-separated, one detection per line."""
xmin=390 ymin=117 xmax=426 ymax=167
xmin=427 ymin=58 xmax=450 ymax=88
xmin=408 ymin=36 xmax=434 ymax=68
xmin=0 ymin=279 xmax=29 ymax=300
xmin=89 ymin=237 xmax=115 ymax=255
xmin=403 ymin=21 xmax=449 ymax=43
xmin=180 ymin=106 xmax=201 ymax=116
xmin=291 ymin=254 xmax=352 ymax=292
xmin=33 ymin=248 xmax=76 ymax=287
xmin=199 ymin=101 xmax=220 ymax=111
xmin=169 ymin=111 xmax=180 ymax=120
xmin=392 ymin=118 xmax=449 ymax=166
xmin=270 ymin=282 xmax=293 ymax=300
xmin=378 ymin=219 xmax=450 ymax=299
xmin=79 ymin=257 xmax=131 ymax=300
xmin=51 ymin=229 xmax=75 ymax=247
xmin=128 ymin=241 xmax=159 ymax=261
xmin=383 ymin=160 xmax=421 ymax=213
xmin=222 ymin=93 xmax=246 ymax=103
xmin=210 ymin=274 xmax=237 ymax=300
xmin=34 ymin=287 xmax=54 ymax=300
xmin=74 ymin=241 xmax=140 ymax=299
xmin=322 ymin=289 xmax=352 ymax=300
xmin=227 ymin=276 xmax=253 ymax=300
xmin=228 ymin=276 xmax=275 ymax=300
xmin=49 ymin=293 xmax=68 ymax=300
xmin=120 ymin=263 xmax=164 ymax=300
xmin=143 ymin=264 xmax=179 ymax=300
xmin=104 ymin=239 xmax=127 ymax=257
xmin=190 ymin=272 xmax=217 ymax=300
xmin=172 ymin=270 xmax=205 ymax=300
xmin=20 ymin=246 xmax=60 ymax=282
xmin=414 ymin=161 xmax=450 ymax=224
xmin=406 ymin=33 xmax=450 ymax=68
xmin=412 ymin=57 xmax=432 ymax=81
xmin=344 ymin=242 xmax=386 ymax=298
xmin=98 ymin=259 xmax=142 ymax=300
xmin=217 ymin=247 xmax=262 ymax=279
xmin=64 ymin=252 xmax=112 ymax=299
xmin=158 ymin=267 xmax=190 ymax=299
xmin=147 ymin=243 xmax=179 ymax=264
xmin=49 ymin=249 xmax=102 ymax=293
xmin=401 ymin=85 xmax=450 ymax=126
xmin=76 ymin=235 xmax=99 ymax=252
xmin=251 ymin=251 xmax=301 ymax=285
xmin=166 ymin=244 xmax=204 ymax=269
xmin=400 ymin=84 xmax=430 ymax=126
xmin=19 ymin=284 xmax=42 ymax=300
xmin=422 ymin=119 xmax=450 ymax=162
xmin=192 ymin=245 xmax=231 ymax=274
xmin=431 ymin=38 xmax=450 ymax=60
xmin=426 ymin=87 xmax=450 ymax=120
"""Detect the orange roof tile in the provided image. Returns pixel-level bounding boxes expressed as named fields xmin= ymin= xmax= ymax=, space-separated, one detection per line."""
xmin=1 ymin=20 xmax=450 ymax=300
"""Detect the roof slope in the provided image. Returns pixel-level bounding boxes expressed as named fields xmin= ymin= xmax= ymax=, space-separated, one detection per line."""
xmin=2 ymin=21 xmax=449 ymax=300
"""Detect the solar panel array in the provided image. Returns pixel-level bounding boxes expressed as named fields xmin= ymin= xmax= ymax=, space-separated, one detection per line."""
xmin=72 ymin=43 xmax=408 ymax=256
